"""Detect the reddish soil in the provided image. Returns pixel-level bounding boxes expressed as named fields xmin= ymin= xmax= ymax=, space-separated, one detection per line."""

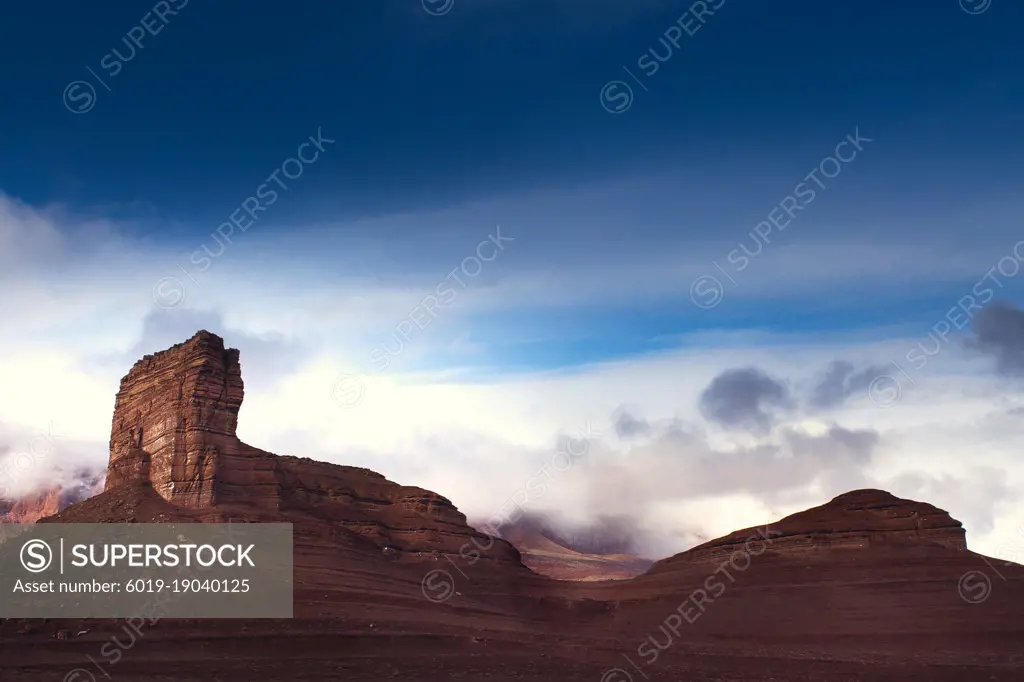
xmin=3 ymin=484 xmax=1022 ymax=681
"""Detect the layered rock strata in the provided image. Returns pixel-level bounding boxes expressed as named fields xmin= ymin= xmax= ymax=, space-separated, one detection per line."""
xmin=101 ymin=330 xmax=520 ymax=563
xmin=105 ymin=330 xmax=276 ymax=507
xmin=655 ymin=488 xmax=967 ymax=569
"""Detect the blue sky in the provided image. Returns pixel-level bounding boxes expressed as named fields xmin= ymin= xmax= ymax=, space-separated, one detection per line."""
xmin=3 ymin=0 xmax=1024 ymax=559
xmin=1 ymin=0 xmax=1021 ymax=225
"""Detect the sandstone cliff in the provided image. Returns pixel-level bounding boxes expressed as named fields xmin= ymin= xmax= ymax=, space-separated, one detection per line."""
xmin=106 ymin=330 xmax=255 ymax=506
xmin=98 ymin=330 xmax=521 ymax=564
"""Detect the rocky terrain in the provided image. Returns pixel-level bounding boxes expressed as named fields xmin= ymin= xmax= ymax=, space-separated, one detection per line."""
xmin=0 ymin=488 xmax=65 ymax=524
xmin=0 ymin=473 xmax=102 ymax=524
xmin=2 ymin=330 xmax=1023 ymax=681
xmin=492 ymin=516 xmax=653 ymax=581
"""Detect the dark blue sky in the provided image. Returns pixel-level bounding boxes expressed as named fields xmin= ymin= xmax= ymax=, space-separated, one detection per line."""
xmin=1 ymin=0 xmax=1021 ymax=233
xmin=3 ymin=0 xmax=1024 ymax=376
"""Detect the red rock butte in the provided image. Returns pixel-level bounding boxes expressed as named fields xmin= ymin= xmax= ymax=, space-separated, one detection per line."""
xmin=106 ymin=329 xmax=276 ymax=507
xmin=98 ymin=329 xmax=520 ymax=564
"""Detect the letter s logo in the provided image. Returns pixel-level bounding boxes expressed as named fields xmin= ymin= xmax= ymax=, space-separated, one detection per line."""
xmin=21 ymin=539 xmax=53 ymax=573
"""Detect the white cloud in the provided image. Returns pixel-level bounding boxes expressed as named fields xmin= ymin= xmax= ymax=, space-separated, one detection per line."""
xmin=238 ymin=339 xmax=1024 ymax=561
xmin=2 ymin=189 xmax=1024 ymax=566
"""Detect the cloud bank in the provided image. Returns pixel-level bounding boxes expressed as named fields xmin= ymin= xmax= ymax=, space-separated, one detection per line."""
xmin=2 ymin=188 xmax=1024 ymax=566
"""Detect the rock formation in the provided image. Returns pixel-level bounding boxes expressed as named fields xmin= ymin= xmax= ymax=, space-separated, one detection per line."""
xmin=0 ymin=489 xmax=64 ymax=524
xmin=0 ymin=474 xmax=102 ymax=524
xmin=99 ymin=330 xmax=521 ymax=563
xmin=652 ymin=488 xmax=967 ymax=570
xmin=106 ymin=330 xmax=251 ymax=506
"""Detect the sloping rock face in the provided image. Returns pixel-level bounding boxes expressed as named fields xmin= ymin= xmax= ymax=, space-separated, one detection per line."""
xmin=654 ymin=488 xmax=966 ymax=569
xmin=597 ymin=489 xmax=1024 ymax=650
xmin=274 ymin=455 xmax=521 ymax=561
